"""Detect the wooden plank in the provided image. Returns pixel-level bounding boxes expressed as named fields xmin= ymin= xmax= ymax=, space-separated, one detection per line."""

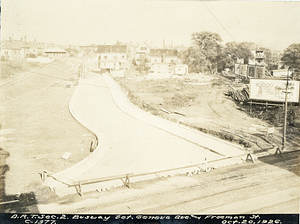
xmin=69 ymin=173 xmax=134 ymax=187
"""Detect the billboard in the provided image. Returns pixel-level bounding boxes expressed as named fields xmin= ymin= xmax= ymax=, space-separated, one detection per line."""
xmin=249 ymin=79 xmax=300 ymax=103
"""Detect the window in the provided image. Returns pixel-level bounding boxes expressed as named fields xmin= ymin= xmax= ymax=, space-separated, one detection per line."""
xmin=104 ymin=56 xmax=108 ymax=59
xmin=122 ymin=55 xmax=125 ymax=59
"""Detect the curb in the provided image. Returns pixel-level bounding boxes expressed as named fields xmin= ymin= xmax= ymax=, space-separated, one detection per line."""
xmin=46 ymin=80 xmax=109 ymax=190
xmin=103 ymin=74 xmax=244 ymax=157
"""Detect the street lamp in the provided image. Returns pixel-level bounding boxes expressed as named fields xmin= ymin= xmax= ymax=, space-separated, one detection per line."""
xmin=279 ymin=66 xmax=293 ymax=154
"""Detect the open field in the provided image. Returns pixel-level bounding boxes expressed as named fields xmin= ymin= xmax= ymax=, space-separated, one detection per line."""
xmin=115 ymin=69 xmax=300 ymax=154
xmin=0 ymin=59 xmax=94 ymax=206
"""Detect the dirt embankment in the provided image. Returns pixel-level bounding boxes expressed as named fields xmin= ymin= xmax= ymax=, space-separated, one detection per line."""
xmin=0 ymin=59 xmax=95 ymax=207
xmin=114 ymin=69 xmax=300 ymax=154
xmin=1 ymin=61 xmax=40 ymax=80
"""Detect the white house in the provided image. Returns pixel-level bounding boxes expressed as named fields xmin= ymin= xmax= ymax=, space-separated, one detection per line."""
xmin=175 ymin=64 xmax=188 ymax=76
xmin=135 ymin=42 xmax=151 ymax=65
xmin=149 ymin=49 xmax=178 ymax=65
xmin=97 ymin=44 xmax=129 ymax=71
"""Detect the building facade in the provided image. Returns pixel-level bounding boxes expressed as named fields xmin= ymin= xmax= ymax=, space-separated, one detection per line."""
xmin=97 ymin=44 xmax=129 ymax=71
xmin=1 ymin=38 xmax=45 ymax=61
xmin=44 ymin=47 xmax=68 ymax=58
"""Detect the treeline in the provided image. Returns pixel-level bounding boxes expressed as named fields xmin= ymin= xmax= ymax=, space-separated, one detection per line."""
xmin=178 ymin=31 xmax=300 ymax=75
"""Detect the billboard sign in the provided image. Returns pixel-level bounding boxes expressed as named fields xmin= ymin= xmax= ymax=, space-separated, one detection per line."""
xmin=249 ymin=79 xmax=300 ymax=103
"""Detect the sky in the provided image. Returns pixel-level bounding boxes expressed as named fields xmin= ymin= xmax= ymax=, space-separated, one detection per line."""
xmin=1 ymin=0 xmax=300 ymax=51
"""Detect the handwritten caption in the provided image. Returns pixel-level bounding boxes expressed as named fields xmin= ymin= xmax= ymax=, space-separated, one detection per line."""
xmin=10 ymin=214 xmax=283 ymax=224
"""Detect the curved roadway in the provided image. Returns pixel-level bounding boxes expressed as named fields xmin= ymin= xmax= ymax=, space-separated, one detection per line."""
xmin=48 ymin=73 xmax=245 ymax=195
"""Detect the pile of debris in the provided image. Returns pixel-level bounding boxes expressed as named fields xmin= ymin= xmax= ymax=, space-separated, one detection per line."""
xmin=226 ymin=85 xmax=249 ymax=102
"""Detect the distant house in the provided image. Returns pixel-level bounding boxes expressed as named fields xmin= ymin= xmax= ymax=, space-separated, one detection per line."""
xmin=175 ymin=64 xmax=188 ymax=76
xmin=148 ymin=49 xmax=178 ymax=65
xmin=248 ymin=49 xmax=265 ymax=66
xmin=1 ymin=40 xmax=23 ymax=61
xmin=151 ymin=63 xmax=176 ymax=75
xmin=148 ymin=49 xmax=178 ymax=75
xmin=44 ymin=47 xmax=68 ymax=58
xmin=135 ymin=42 xmax=151 ymax=65
xmin=79 ymin=46 xmax=97 ymax=55
xmin=1 ymin=38 xmax=44 ymax=61
xmin=96 ymin=44 xmax=129 ymax=71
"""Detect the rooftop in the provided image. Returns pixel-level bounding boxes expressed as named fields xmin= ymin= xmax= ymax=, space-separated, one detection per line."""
xmin=149 ymin=49 xmax=177 ymax=57
xmin=96 ymin=44 xmax=127 ymax=53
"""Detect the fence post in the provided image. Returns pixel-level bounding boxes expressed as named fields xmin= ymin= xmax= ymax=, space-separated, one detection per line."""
xmin=42 ymin=171 xmax=47 ymax=184
xmin=124 ymin=175 xmax=131 ymax=189
xmin=90 ymin=141 xmax=94 ymax=152
xmin=245 ymin=149 xmax=254 ymax=163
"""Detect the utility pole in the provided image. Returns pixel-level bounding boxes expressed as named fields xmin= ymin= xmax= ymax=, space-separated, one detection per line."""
xmin=277 ymin=67 xmax=293 ymax=154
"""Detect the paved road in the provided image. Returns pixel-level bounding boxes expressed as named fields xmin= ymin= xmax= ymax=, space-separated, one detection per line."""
xmin=47 ymin=73 xmax=245 ymax=195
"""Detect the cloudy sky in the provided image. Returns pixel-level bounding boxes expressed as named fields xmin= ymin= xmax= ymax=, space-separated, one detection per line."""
xmin=1 ymin=0 xmax=300 ymax=51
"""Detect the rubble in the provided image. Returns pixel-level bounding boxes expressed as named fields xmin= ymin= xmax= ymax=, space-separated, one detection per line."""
xmin=225 ymin=85 xmax=249 ymax=102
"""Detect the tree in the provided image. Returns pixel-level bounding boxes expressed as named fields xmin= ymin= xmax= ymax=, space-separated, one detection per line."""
xmin=179 ymin=45 xmax=209 ymax=73
xmin=179 ymin=32 xmax=223 ymax=73
xmin=191 ymin=32 xmax=223 ymax=72
xmin=224 ymin=42 xmax=253 ymax=63
xmin=281 ymin=43 xmax=300 ymax=73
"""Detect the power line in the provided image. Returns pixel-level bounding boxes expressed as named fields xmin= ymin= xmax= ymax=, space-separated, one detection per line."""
xmin=201 ymin=1 xmax=238 ymax=44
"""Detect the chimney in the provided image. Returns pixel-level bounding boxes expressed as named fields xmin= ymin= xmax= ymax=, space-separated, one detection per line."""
xmin=34 ymin=39 xmax=36 ymax=42
xmin=9 ymin=36 xmax=12 ymax=41
xmin=171 ymin=41 xmax=173 ymax=49
xmin=24 ymin=36 xmax=26 ymax=42
xmin=163 ymin=39 xmax=165 ymax=48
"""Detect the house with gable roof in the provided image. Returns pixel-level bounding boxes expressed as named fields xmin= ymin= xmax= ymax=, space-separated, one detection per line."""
xmin=135 ymin=42 xmax=151 ymax=65
xmin=148 ymin=49 xmax=179 ymax=75
xmin=1 ymin=39 xmax=24 ymax=61
xmin=96 ymin=44 xmax=130 ymax=71
xmin=1 ymin=37 xmax=45 ymax=61
xmin=44 ymin=47 xmax=68 ymax=58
